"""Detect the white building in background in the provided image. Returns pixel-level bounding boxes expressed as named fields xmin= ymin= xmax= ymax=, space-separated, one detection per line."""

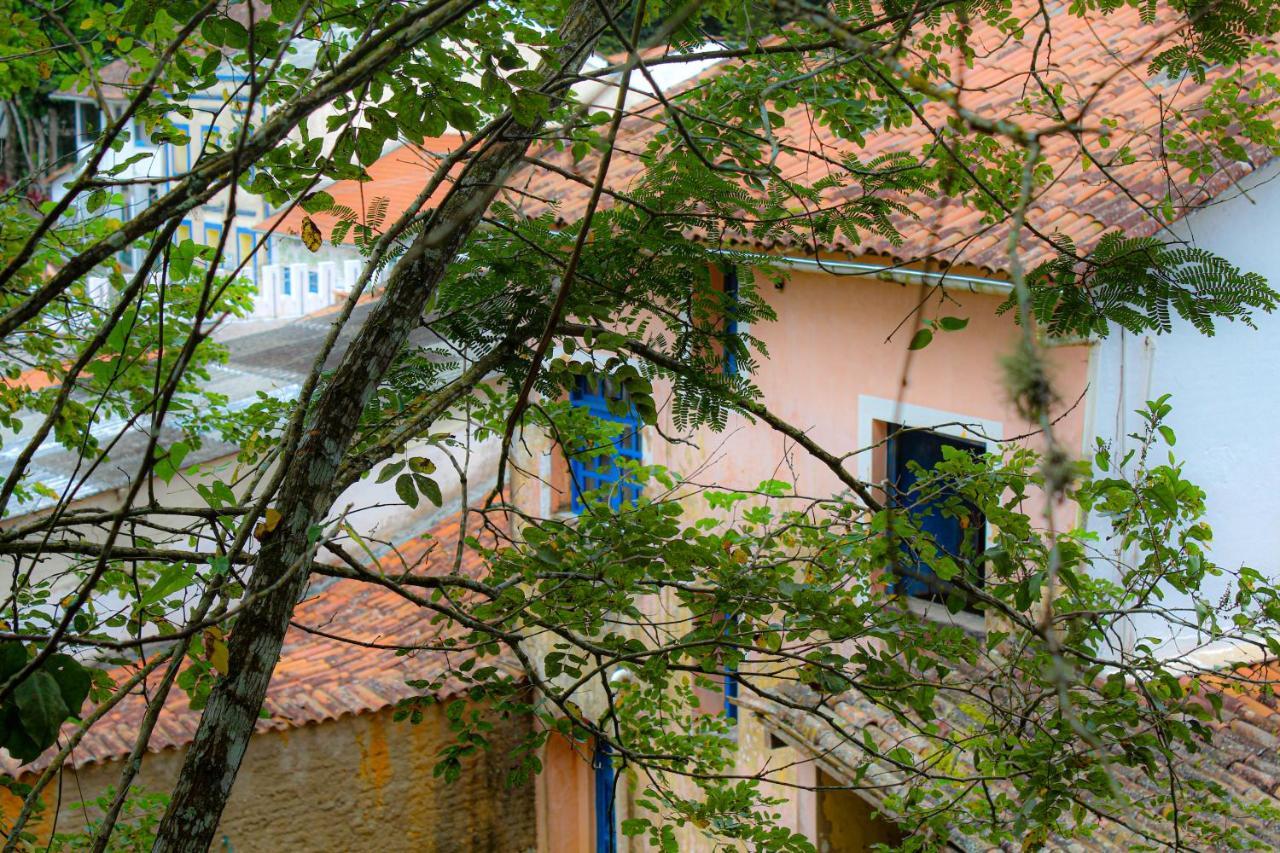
xmin=51 ymin=40 xmax=721 ymax=322
xmin=1086 ymin=159 xmax=1280 ymax=664
xmin=252 ymin=259 xmax=370 ymax=320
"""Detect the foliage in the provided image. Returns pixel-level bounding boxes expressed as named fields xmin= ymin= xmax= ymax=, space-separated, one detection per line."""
xmin=51 ymin=788 xmax=170 ymax=852
xmin=1004 ymin=232 xmax=1279 ymax=338
xmin=0 ymin=0 xmax=1278 ymax=849
xmin=0 ymin=642 xmax=91 ymax=762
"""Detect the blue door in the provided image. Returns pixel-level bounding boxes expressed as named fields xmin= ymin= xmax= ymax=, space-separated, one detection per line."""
xmin=886 ymin=427 xmax=985 ymax=601
xmin=593 ymin=741 xmax=617 ymax=853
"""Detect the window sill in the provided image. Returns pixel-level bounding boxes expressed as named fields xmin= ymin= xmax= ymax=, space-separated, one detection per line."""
xmin=902 ymin=597 xmax=986 ymax=637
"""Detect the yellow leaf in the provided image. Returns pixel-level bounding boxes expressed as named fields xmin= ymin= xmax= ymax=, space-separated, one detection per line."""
xmin=204 ymin=628 xmax=229 ymax=674
xmin=253 ymin=508 xmax=283 ymax=541
xmin=37 ymin=61 xmax=51 ymax=80
xmin=301 ymin=216 xmax=322 ymax=252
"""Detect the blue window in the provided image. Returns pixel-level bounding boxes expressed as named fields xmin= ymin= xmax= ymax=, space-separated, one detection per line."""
xmin=282 ymin=267 xmax=292 ymax=296
xmin=885 ymin=426 xmax=985 ymax=606
xmin=593 ymin=741 xmax=617 ymax=853
xmin=308 ymin=270 xmax=319 ymax=294
xmin=723 ymin=265 xmax=740 ymax=377
xmin=568 ymin=376 xmax=642 ymax=511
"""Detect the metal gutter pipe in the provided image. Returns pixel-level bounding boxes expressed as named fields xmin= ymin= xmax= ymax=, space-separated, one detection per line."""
xmin=721 ymin=250 xmax=1014 ymax=295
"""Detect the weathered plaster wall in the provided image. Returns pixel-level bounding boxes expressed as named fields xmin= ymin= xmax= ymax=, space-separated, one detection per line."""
xmin=1087 ymin=159 xmax=1280 ymax=660
xmin=12 ymin=704 xmax=535 ymax=852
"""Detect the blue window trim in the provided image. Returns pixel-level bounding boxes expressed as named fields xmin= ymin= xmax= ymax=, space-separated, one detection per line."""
xmin=282 ymin=266 xmax=292 ymax=296
xmin=169 ymin=122 xmax=191 ymax=171
xmin=723 ymin=667 xmax=739 ymax=720
xmin=723 ymin=265 xmax=740 ymax=377
xmin=236 ymin=227 xmax=258 ymax=273
xmin=568 ymin=376 xmax=642 ymax=512
xmin=176 ymin=219 xmax=193 ymax=243
xmin=307 ymin=269 xmax=320 ymax=294
xmin=196 ymin=123 xmax=222 ymax=164
xmin=204 ymin=222 xmax=223 ymax=247
xmin=593 ymin=741 xmax=617 ymax=853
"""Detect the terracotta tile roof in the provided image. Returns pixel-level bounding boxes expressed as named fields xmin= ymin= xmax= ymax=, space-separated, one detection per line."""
xmin=64 ymin=5 xmax=1279 ymax=277
xmin=510 ymin=4 xmax=1280 ymax=273
xmin=258 ymin=136 xmax=465 ymax=242
xmin=1 ymin=509 xmax=516 ymax=775
xmin=748 ymin=657 xmax=1280 ymax=850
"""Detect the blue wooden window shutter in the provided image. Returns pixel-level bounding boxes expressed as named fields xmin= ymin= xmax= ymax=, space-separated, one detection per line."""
xmin=885 ymin=426 xmax=986 ymax=607
xmin=723 ymin=265 xmax=740 ymax=377
xmin=568 ymin=376 xmax=642 ymax=511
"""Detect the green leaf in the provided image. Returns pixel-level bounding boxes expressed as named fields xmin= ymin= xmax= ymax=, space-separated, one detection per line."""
xmin=45 ymin=654 xmax=91 ymax=718
xmin=106 ymin=308 xmax=139 ymax=352
xmin=622 ymin=818 xmax=649 ymax=837
xmin=356 ymin=130 xmax=384 ymax=167
xmin=141 ymin=563 xmax=196 ymax=606
xmin=414 ymin=475 xmax=442 ymax=507
xmin=938 ymin=316 xmax=969 ymax=331
xmin=395 ymin=473 xmax=419 ymax=509
xmin=908 ymin=328 xmax=933 ymax=350
xmin=0 ymin=705 xmax=44 ymax=763
xmin=154 ymin=441 xmax=191 ymax=483
xmin=1158 ymin=424 xmax=1176 ymax=446
xmin=0 ymin=641 xmax=26 ymax=681
xmin=14 ymin=670 xmax=69 ymax=749
xmin=169 ymin=239 xmax=197 ymax=280
xmin=300 ymin=191 xmax=335 ymax=213
xmin=376 ymin=460 xmax=406 ymax=483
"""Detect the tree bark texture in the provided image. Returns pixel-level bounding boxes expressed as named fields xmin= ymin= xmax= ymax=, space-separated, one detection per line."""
xmin=151 ymin=4 xmax=610 ymax=848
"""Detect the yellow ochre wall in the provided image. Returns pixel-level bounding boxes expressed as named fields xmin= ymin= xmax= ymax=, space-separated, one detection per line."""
xmin=4 ymin=704 xmax=536 ymax=852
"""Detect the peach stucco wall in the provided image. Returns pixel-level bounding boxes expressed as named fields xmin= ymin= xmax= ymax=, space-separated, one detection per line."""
xmin=655 ymin=268 xmax=1092 ymax=517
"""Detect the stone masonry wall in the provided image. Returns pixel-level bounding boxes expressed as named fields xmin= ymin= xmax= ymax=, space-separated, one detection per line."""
xmin=11 ymin=703 xmax=536 ymax=852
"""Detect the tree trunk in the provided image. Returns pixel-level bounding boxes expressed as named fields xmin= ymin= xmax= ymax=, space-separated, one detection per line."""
xmin=150 ymin=4 xmax=609 ymax=849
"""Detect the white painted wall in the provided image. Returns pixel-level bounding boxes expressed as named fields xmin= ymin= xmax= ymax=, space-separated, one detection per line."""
xmin=1087 ymin=159 xmax=1280 ymax=661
